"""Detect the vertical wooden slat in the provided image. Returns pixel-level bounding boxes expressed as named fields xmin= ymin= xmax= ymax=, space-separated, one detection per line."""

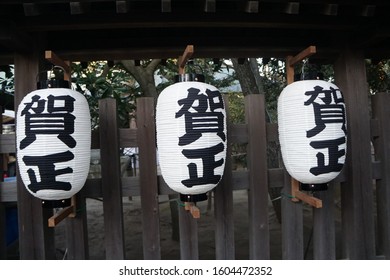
xmin=245 ymin=94 xmax=269 ymax=259
xmin=179 ymin=205 xmax=198 ymax=259
xmin=15 ymin=49 xmax=56 ymax=259
xmin=65 ymin=194 xmax=89 ymax=259
xmin=0 ymin=107 xmax=6 ymax=259
xmin=313 ymin=185 xmax=336 ymax=259
xmin=137 ymin=97 xmax=161 ymax=260
xmin=372 ymin=92 xmax=390 ymax=259
xmin=214 ymin=95 xmax=235 ymax=260
xmin=99 ymin=98 xmax=125 ymax=259
xmin=281 ymin=170 xmax=304 ymax=259
xmin=334 ymin=48 xmax=376 ymax=259
xmin=0 ymin=203 xmax=5 ymax=259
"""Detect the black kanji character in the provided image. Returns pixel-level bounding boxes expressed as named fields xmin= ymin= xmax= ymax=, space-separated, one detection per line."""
xmin=181 ymin=142 xmax=224 ymax=188
xmin=305 ymin=86 xmax=346 ymax=138
xmin=20 ymin=94 xmax=76 ymax=149
xmin=309 ymin=136 xmax=346 ymax=176
xmin=176 ymin=87 xmax=225 ymax=146
xmin=23 ymin=151 xmax=74 ymax=193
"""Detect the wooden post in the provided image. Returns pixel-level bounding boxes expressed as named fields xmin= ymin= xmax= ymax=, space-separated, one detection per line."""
xmin=281 ymin=46 xmax=316 ymax=259
xmin=281 ymin=169 xmax=303 ymax=259
xmin=15 ymin=47 xmax=56 ymax=259
xmin=245 ymin=94 xmax=270 ymax=259
xmin=99 ymin=98 xmax=125 ymax=259
xmin=65 ymin=194 xmax=89 ymax=259
xmin=372 ymin=92 xmax=390 ymax=259
xmin=179 ymin=204 xmax=199 ymax=259
xmin=137 ymin=97 xmax=161 ymax=260
xmin=0 ymin=107 xmax=6 ymax=259
xmin=214 ymin=95 xmax=235 ymax=260
xmin=285 ymin=46 xmax=322 ymax=208
xmin=313 ymin=184 xmax=336 ymax=259
xmin=334 ymin=47 xmax=375 ymax=259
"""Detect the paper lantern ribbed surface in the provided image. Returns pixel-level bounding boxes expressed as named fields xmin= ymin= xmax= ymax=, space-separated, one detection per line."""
xmin=278 ymin=80 xmax=347 ymax=184
xmin=16 ymin=88 xmax=91 ymax=201
xmin=156 ymin=81 xmax=227 ymax=199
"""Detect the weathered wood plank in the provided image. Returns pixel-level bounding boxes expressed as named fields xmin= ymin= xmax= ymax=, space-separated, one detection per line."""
xmin=0 ymin=117 xmax=6 ymax=259
xmin=245 ymin=94 xmax=269 ymax=259
xmin=230 ymin=124 xmax=248 ymax=144
xmin=65 ymin=194 xmax=89 ymax=259
xmin=266 ymin=123 xmax=279 ymax=142
xmin=281 ymin=170 xmax=303 ymax=259
xmin=2 ymin=168 xmax=289 ymax=203
xmin=334 ymin=48 xmax=375 ymax=259
xmin=178 ymin=204 xmax=199 ymax=260
xmin=372 ymin=92 xmax=390 ymax=259
xmin=99 ymin=98 xmax=125 ymax=259
xmin=0 ymin=203 xmax=5 ymax=259
xmin=214 ymin=95 xmax=235 ymax=260
xmin=313 ymin=185 xmax=336 ymax=259
xmin=137 ymin=97 xmax=161 ymax=260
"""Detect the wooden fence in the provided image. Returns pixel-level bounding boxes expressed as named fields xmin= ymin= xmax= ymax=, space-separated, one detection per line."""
xmin=1 ymin=91 xmax=390 ymax=260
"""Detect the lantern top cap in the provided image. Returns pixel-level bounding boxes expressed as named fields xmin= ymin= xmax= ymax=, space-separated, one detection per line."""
xmin=37 ymin=65 xmax=70 ymax=89
xmin=174 ymin=73 xmax=205 ymax=83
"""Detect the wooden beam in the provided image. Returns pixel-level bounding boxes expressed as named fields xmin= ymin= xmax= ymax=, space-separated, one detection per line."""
xmin=178 ymin=45 xmax=194 ymax=74
xmin=48 ymin=205 xmax=75 ymax=227
xmin=288 ymin=45 xmax=317 ymax=67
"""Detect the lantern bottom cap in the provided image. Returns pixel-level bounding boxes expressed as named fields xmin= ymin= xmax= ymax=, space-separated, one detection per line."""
xmin=180 ymin=193 xmax=208 ymax=203
xmin=42 ymin=198 xmax=71 ymax=208
xmin=300 ymin=183 xmax=328 ymax=192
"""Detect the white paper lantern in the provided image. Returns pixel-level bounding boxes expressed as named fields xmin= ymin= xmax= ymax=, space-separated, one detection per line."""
xmin=156 ymin=81 xmax=227 ymax=202
xmin=278 ymin=80 xmax=347 ymax=190
xmin=16 ymin=88 xmax=91 ymax=204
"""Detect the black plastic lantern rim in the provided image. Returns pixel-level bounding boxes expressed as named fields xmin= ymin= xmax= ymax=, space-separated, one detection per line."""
xmin=174 ymin=73 xmax=205 ymax=83
xmin=37 ymin=79 xmax=70 ymax=89
xmin=300 ymin=183 xmax=328 ymax=192
xmin=41 ymin=198 xmax=71 ymax=208
xmin=180 ymin=193 xmax=208 ymax=203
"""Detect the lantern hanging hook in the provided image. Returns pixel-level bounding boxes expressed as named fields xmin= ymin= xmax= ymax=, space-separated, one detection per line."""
xmin=49 ymin=65 xmax=66 ymax=80
xmin=301 ymin=58 xmax=309 ymax=80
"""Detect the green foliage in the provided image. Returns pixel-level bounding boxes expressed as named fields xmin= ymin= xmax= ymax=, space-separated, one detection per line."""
xmin=225 ymin=91 xmax=245 ymax=124
xmin=0 ymin=65 xmax=14 ymax=94
xmin=366 ymin=59 xmax=390 ymax=94
xmin=72 ymin=61 xmax=139 ymax=129
xmin=0 ymin=65 xmax=15 ymax=110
